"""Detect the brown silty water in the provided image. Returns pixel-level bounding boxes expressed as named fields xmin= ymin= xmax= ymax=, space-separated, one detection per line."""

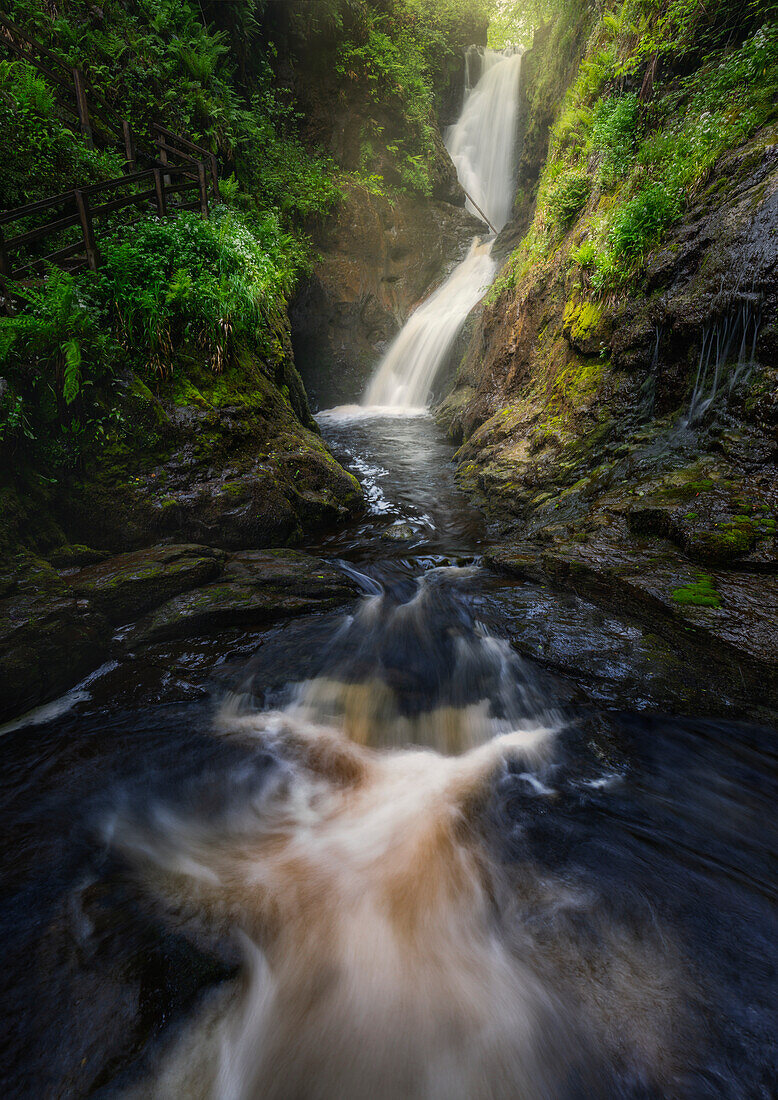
xmin=116 ymin=691 xmax=685 ymax=1100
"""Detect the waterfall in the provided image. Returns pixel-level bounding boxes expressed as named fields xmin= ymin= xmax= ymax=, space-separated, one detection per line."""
xmin=358 ymin=48 xmax=522 ymax=414
xmin=362 ymin=238 xmax=496 ymax=409
xmin=446 ymin=48 xmax=522 ymax=233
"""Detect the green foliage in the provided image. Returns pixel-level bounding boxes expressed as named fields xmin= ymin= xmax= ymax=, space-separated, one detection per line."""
xmin=545 ymin=170 xmax=592 ymax=230
xmin=0 ymin=59 xmax=124 ymax=209
xmin=622 ymin=0 xmax=777 ymax=71
xmin=570 ymin=240 xmax=597 ymax=269
xmin=609 ymin=182 xmax=679 ymax=258
xmin=336 ymin=17 xmax=436 ymax=194
xmin=0 ymin=269 xmax=118 ymax=460
xmin=234 ymin=95 xmax=342 ymax=219
xmin=488 ymin=0 xmax=570 ymax=48
xmin=590 ymin=93 xmax=639 ymax=185
xmin=95 ymin=207 xmax=307 ymax=373
xmin=539 ymin=5 xmax=778 ymax=291
xmin=2 ymin=0 xmax=339 ymax=223
xmin=0 ymin=204 xmax=308 ymax=461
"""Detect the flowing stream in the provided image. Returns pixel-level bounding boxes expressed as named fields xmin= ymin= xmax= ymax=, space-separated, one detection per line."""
xmin=1 ymin=45 xmax=777 ymax=1100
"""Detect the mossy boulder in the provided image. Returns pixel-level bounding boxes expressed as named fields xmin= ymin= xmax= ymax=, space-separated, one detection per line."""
xmin=68 ymin=544 xmax=226 ymax=624
xmin=126 ymin=549 xmax=360 ymax=645
xmin=57 ymin=347 xmax=362 ymax=553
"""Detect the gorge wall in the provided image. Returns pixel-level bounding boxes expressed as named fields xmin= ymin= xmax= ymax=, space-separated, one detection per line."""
xmin=439 ymin=2 xmax=778 ymax=708
xmin=283 ymin=8 xmax=485 ymax=408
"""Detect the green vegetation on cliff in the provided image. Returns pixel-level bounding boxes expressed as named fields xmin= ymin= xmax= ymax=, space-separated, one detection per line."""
xmin=495 ymin=0 xmax=778 ymax=295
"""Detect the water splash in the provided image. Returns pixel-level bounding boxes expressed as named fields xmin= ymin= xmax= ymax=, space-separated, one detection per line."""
xmin=283 ymin=565 xmax=561 ymax=753
xmin=116 ymin=716 xmax=567 ymax=1100
xmin=113 ymin=569 xmax=687 ymax=1100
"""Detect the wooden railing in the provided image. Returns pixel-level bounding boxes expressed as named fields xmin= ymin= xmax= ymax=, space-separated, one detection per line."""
xmin=0 ymin=15 xmax=222 ymax=281
xmin=153 ymin=124 xmax=219 ymax=200
xmin=0 ymin=13 xmax=156 ymax=167
xmin=0 ymin=165 xmax=209 ymax=279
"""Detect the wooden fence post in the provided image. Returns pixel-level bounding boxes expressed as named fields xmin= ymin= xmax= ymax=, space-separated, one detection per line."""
xmin=197 ymin=161 xmax=209 ymax=219
xmin=153 ymin=168 xmax=167 ymax=217
xmin=72 ymin=67 xmax=93 ymax=148
xmin=156 ymin=133 xmax=171 ymax=189
xmin=122 ymin=120 xmax=136 ymax=171
xmin=74 ymin=189 xmax=100 ymax=271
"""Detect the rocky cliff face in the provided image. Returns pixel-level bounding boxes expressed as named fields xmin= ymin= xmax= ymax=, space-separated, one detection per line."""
xmin=439 ymin=11 xmax=778 ymax=697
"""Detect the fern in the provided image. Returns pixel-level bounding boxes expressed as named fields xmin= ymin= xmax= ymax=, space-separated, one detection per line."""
xmin=62 ymin=339 xmax=82 ymax=405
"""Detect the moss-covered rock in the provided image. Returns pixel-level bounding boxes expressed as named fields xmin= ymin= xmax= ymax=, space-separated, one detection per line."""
xmin=55 ymin=345 xmax=362 ymax=554
xmin=68 ymin=544 xmax=226 ymax=623
xmin=125 ymin=549 xmax=359 ymax=645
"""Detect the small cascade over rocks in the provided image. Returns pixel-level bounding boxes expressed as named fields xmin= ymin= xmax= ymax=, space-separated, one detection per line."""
xmin=349 ymin=47 xmax=522 ymax=416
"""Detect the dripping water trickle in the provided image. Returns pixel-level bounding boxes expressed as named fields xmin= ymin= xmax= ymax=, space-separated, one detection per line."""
xmin=685 ymin=297 xmax=762 ymax=426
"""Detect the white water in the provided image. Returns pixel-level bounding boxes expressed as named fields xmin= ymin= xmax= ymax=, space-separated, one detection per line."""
xmin=362 ymin=238 xmax=496 ymax=410
xmin=357 ymin=48 xmax=522 ymax=415
xmin=446 ymin=48 xmax=523 ymax=233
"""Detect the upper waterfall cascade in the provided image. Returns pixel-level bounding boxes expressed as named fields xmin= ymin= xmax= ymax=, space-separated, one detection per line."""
xmin=446 ymin=47 xmax=523 ymax=233
xmin=358 ymin=47 xmax=522 ymax=413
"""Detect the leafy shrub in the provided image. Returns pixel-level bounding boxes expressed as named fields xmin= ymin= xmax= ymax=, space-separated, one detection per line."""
xmin=0 ymin=60 xmax=123 ymax=209
xmin=336 ymin=19 xmax=436 ymax=194
xmin=552 ymin=103 xmax=593 ymax=155
xmin=0 ymin=202 xmax=309 ymax=460
xmin=96 ymin=207 xmax=308 ymax=373
xmin=610 ymin=182 xmax=679 ymax=257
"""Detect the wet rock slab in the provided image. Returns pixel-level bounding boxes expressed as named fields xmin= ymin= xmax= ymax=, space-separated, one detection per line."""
xmin=67 ymin=544 xmax=226 ymax=623
xmin=0 ymin=556 xmax=109 ymax=723
xmin=486 ymin=534 xmax=778 ymax=711
xmin=0 ymin=544 xmax=359 ymax=724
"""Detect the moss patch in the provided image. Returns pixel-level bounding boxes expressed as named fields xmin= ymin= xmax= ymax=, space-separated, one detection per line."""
xmin=563 ymin=296 xmax=605 ymax=347
xmin=671 ymin=573 xmax=722 ymax=609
